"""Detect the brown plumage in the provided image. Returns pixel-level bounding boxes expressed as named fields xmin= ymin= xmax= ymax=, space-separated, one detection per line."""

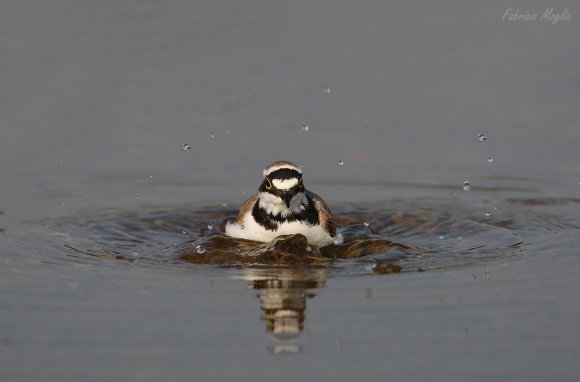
xmin=235 ymin=192 xmax=259 ymax=225
xmin=306 ymin=190 xmax=336 ymax=236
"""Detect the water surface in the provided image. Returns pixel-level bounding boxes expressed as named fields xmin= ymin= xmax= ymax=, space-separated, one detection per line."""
xmin=1 ymin=1 xmax=580 ymax=381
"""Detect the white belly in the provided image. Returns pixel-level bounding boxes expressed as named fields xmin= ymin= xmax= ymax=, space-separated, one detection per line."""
xmin=225 ymin=211 xmax=334 ymax=247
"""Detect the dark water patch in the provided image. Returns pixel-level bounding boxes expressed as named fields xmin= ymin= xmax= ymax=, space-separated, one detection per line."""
xmin=23 ymin=197 xmax=580 ymax=275
xmin=178 ymin=232 xmax=409 ymax=272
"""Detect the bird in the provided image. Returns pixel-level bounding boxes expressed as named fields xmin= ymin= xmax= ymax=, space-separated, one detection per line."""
xmin=225 ymin=161 xmax=336 ymax=247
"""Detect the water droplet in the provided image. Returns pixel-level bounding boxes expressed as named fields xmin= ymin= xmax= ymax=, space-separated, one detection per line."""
xmin=137 ymin=179 xmax=143 ymax=183
xmin=323 ymin=86 xmax=331 ymax=94
xmin=207 ymin=224 xmax=214 ymax=230
xmin=487 ymin=157 xmax=493 ymax=163
xmin=136 ymin=195 xmax=141 ymax=200
xmin=182 ymin=143 xmax=191 ymax=151
xmin=240 ymin=224 xmax=245 ymax=230
xmin=477 ymin=134 xmax=487 ymax=142
xmin=149 ymin=175 xmax=154 ymax=179
xmin=333 ymin=233 xmax=344 ymax=245
xmin=484 ymin=210 xmax=491 ymax=217
xmin=132 ymin=251 xmax=138 ymax=256
xmin=457 ymin=236 xmax=463 ymax=241
xmin=195 ymin=245 xmax=206 ymax=254
xmin=221 ymin=202 xmax=228 ymax=207
xmin=181 ymin=230 xmax=187 ymax=235
xmin=210 ymin=133 xmax=215 ymax=138
xmin=363 ymin=221 xmax=370 ymax=227
xmin=438 ymin=235 xmax=445 ymax=239
xmin=462 ymin=181 xmax=471 ymax=191
xmin=301 ymin=124 xmax=309 ymax=132
xmin=338 ymin=160 xmax=344 ymax=166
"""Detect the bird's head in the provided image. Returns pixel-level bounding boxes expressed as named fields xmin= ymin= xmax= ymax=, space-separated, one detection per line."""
xmin=258 ymin=161 xmax=306 ymax=216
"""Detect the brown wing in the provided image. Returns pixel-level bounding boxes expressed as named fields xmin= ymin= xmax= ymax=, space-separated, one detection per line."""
xmin=306 ymin=190 xmax=336 ymax=237
xmin=235 ymin=192 xmax=259 ymax=224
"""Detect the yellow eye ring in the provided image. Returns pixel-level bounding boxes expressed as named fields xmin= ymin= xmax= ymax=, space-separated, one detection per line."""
xmin=265 ymin=177 xmax=273 ymax=190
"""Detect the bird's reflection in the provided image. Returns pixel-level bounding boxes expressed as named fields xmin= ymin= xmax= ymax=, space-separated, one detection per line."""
xmin=237 ymin=268 xmax=327 ymax=354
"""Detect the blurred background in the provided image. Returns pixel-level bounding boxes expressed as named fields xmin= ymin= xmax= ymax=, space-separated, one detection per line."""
xmin=1 ymin=0 xmax=579 ymax=220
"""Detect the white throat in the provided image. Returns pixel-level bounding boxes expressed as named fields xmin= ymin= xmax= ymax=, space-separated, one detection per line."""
xmin=258 ymin=192 xmax=306 ymax=217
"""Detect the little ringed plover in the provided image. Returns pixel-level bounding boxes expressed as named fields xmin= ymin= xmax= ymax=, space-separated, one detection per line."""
xmin=225 ymin=161 xmax=336 ymax=247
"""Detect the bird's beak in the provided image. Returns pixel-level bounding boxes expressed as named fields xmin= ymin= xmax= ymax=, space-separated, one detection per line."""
xmin=283 ymin=194 xmax=292 ymax=208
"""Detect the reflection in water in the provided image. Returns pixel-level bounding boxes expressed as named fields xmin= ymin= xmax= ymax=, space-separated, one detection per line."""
xmin=238 ymin=268 xmax=327 ymax=354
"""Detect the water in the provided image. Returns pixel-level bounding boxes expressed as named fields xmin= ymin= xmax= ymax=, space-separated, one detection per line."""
xmin=31 ymin=198 xmax=568 ymax=272
xmin=1 ymin=1 xmax=580 ymax=381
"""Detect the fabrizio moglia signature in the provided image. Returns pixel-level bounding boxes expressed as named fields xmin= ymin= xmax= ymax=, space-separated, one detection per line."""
xmin=502 ymin=8 xmax=572 ymax=24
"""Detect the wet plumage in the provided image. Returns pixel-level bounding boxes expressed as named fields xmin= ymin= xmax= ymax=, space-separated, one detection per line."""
xmin=225 ymin=161 xmax=336 ymax=247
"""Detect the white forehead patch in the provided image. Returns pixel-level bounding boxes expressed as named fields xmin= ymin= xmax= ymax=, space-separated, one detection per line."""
xmin=263 ymin=163 xmax=302 ymax=177
xmin=272 ymin=178 xmax=299 ymax=190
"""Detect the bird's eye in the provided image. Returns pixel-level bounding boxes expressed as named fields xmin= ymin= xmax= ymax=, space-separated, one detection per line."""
xmin=298 ymin=178 xmax=303 ymax=187
xmin=265 ymin=177 xmax=273 ymax=190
